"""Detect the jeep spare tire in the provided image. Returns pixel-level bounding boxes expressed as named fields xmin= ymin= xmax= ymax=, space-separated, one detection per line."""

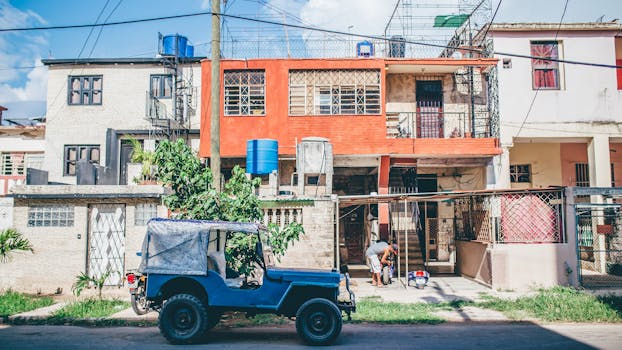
xmin=159 ymin=293 xmax=209 ymax=344
xmin=295 ymin=298 xmax=343 ymax=346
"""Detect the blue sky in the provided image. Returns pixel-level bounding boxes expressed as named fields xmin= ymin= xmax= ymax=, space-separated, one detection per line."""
xmin=1 ymin=0 xmax=621 ymax=119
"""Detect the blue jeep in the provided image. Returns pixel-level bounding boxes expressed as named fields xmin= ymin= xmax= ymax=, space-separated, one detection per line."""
xmin=133 ymin=219 xmax=355 ymax=345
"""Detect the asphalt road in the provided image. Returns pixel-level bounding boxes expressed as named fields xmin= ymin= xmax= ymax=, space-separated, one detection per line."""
xmin=1 ymin=323 xmax=621 ymax=350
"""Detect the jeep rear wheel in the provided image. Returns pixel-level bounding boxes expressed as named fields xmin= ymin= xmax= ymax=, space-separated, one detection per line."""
xmin=159 ymin=293 xmax=208 ymax=344
xmin=295 ymin=298 xmax=342 ymax=346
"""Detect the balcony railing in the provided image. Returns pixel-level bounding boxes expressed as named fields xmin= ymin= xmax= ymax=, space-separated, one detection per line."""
xmin=386 ymin=111 xmax=491 ymax=139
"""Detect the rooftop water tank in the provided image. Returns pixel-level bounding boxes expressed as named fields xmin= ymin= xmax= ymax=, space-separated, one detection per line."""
xmin=246 ymin=139 xmax=278 ymax=175
xmin=162 ymin=34 xmax=188 ymax=57
xmin=356 ymin=41 xmax=374 ymax=57
xmin=185 ymin=45 xmax=194 ymax=58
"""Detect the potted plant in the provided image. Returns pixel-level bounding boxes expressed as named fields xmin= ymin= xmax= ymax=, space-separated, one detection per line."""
xmin=128 ymin=138 xmax=157 ymax=184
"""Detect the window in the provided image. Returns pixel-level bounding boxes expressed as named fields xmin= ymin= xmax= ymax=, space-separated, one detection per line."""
xmin=575 ymin=163 xmax=590 ymax=187
xmin=1 ymin=153 xmax=44 ymax=175
xmin=135 ymin=203 xmax=157 ymax=226
xmin=150 ymin=74 xmax=172 ymax=98
xmin=63 ymin=145 xmax=100 ymax=176
xmin=28 ymin=205 xmax=74 ymax=227
xmin=531 ymin=41 xmax=560 ymax=89
xmin=68 ymin=76 xmax=102 ymax=105
xmin=510 ymin=164 xmax=531 ymax=183
xmin=289 ymin=69 xmax=381 ymax=115
xmin=224 ymin=70 xmax=265 ymax=116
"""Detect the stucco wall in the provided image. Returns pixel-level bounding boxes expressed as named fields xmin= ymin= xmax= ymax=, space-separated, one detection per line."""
xmin=44 ymin=63 xmax=201 ymax=184
xmin=277 ymin=199 xmax=335 ymax=269
xmin=0 ymin=195 xmax=166 ymax=294
xmin=510 ymin=143 xmax=563 ymax=188
xmin=490 ymin=243 xmax=577 ymax=291
xmin=456 ymin=240 xmax=492 ymax=286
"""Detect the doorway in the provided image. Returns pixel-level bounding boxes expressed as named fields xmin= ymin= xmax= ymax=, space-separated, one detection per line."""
xmin=119 ymin=139 xmax=137 ymax=185
xmin=88 ymin=204 xmax=126 ymax=286
xmin=416 ymin=80 xmax=443 ymax=138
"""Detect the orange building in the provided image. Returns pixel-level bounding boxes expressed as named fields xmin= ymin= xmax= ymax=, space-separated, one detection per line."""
xmin=199 ymin=57 xmax=500 ymax=268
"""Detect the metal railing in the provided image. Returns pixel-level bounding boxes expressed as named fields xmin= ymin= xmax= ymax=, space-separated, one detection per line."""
xmin=387 ymin=111 xmax=491 ymax=139
xmin=454 ymin=189 xmax=565 ymax=244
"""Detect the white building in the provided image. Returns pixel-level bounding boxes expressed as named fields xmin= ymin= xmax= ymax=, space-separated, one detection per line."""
xmin=488 ymin=22 xmax=622 ymax=190
xmin=40 ymin=57 xmax=202 ymax=185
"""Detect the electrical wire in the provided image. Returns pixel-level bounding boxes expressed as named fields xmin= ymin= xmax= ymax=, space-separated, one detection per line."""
xmin=515 ymin=0 xmax=570 ymax=137
xmin=1 ymin=10 xmax=621 ymax=69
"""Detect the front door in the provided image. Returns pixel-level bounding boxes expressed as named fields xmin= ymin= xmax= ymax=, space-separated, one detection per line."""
xmin=416 ymin=80 xmax=443 ymax=138
xmin=88 ymin=204 xmax=126 ymax=285
xmin=119 ymin=140 xmax=135 ymax=185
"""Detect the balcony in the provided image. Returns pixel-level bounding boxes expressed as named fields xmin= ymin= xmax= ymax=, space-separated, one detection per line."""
xmin=386 ymin=110 xmax=491 ymax=139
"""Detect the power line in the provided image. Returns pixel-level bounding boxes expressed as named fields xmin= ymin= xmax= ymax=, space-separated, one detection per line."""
xmin=516 ymin=0 xmax=570 ymax=137
xmin=1 ymin=10 xmax=621 ymax=69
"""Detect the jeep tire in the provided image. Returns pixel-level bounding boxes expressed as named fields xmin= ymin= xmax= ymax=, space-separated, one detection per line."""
xmin=159 ymin=293 xmax=209 ymax=344
xmin=295 ymin=298 xmax=342 ymax=346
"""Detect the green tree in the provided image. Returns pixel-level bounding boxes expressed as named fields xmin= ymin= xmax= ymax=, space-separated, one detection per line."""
xmin=153 ymin=139 xmax=302 ymax=274
xmin=0 ymin=228 xmax=34 ymax=263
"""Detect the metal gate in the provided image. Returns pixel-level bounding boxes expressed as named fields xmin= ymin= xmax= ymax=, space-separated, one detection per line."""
xmin=576 ymin=203 xmax=622 ymax=288
xmin=88 ymin=204 xmax=126 ymax=286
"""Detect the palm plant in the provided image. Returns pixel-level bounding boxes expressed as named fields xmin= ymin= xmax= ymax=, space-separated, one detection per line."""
xmin=71 ymin=269 xmax=113 ymax=299
xmin=128 ymin=137 xmax=156 ymax=183
xmin=0 ymin=228 xmax=34 ymax=263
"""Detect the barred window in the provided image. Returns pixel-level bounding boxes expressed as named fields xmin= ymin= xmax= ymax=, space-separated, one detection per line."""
xmin=224 ymin=70 xmax=265 ymax=116
xmin=68 ymin=75 xmax=102 ymax=105
xmin=509 ymin=164 xmax=531 ymax=183
xmin=0 ymin=153 xmax=43 ymax=176
xmin=28 ymin=205 xmax=74 ymax=227
xmin=135 ymin=203 xmax=157 ymax=226
xmin=575 ymin=163 xmax=590 ymax=187
xmin=289 ymin=69 xmax=381 ymax=115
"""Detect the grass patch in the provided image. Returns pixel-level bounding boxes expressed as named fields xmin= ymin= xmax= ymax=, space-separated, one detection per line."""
xmin=0 ymin=290 xmax=54 ymax=317
xmin=51 ymin=298 xmax=129 ymax=319
xmin=351 ymin=296 xmax=445 ymax=324
xmin=478 ymin=286 xmax=622 ymax=322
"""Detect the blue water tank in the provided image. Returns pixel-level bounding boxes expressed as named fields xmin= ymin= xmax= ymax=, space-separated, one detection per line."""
xmin=246 ymin=139 xmax=278 ymax=175
xmin=356 ymin=41 xmax=374 ymax=57
xmin=162 ymin=34 xmax=188 ymax=57
xmin=185 ymin=45 xmax=194 ymax=58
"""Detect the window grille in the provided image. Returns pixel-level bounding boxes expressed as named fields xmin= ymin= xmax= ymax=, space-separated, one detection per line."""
xmin=64 ymin=145 xmax=100 ymax=176
xmin=575 ymin=163 xmax=590 ymax=187
xmin=1 ymin=153 xmax=44 ymax=176
xmin=68 ymin=76 xmax=103 ymax=105
xmin=224 ymin=70 xmax=265 ymax=116
xmin=531 ymin=41 xmax=560 ymax=90
xmin=28 ymin=205 xmax=75 ymax=227
xmin=289 ymin=69 xmax=381 ymax=115
xmin=510 ymin=164 xmax=531 ymax=183
xmin=135 ymin=203 xmax=157 ymax=226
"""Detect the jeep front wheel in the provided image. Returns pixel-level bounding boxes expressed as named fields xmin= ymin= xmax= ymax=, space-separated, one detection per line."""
xmin=159 ymin=293 xmax=208 ymax=344
xmin=295 ymin=298 xmax=342 ymax=346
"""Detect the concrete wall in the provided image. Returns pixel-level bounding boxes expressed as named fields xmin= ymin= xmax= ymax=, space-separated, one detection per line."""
xmin=456 ymin=240 xmax=492 ymax=286
xmin=277 ymin=198 xmax=335 ymax=269
xmin=44 ymin=63 xmax=201 ymax=184
xmin=0 ymin=197 xmax=13 ymax=230
xmin=0 ymin=187 xmax=167 ymax=294
xmin=489 ymin=243 xmax=577 ymax=291
xmin=510 ymin=143 xmax=563 ymax=188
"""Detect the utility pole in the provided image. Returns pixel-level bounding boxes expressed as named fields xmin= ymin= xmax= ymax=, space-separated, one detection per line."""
xmin=211 ymin=0 xmax=221 ymax=191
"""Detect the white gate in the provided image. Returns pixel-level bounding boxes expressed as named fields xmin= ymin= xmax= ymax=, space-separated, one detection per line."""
xmin=88 ymin=204 xmax=126 ymax=286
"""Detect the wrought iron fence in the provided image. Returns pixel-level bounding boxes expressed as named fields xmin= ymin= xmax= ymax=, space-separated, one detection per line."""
xmin=387 ymin=111 xmax=491 ymax=139
xmin=454 ymin=189 xmax=564 ymax=244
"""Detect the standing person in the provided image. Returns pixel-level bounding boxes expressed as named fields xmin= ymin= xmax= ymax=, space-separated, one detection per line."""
xmin=366 ymin=240 xmax=399 ymax=287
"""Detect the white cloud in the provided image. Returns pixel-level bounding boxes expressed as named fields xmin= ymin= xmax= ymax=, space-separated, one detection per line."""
xmin=0 ymin=0 xmax=48 ymax=117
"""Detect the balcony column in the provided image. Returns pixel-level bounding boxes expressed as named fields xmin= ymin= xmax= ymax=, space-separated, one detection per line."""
xmin=378 ymin=155 xmax=390 ymax=240
xmin=486 ymin=146 xmax=511 ymax=189
xmin=587 ymin=135 xmax=612 ymax=273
